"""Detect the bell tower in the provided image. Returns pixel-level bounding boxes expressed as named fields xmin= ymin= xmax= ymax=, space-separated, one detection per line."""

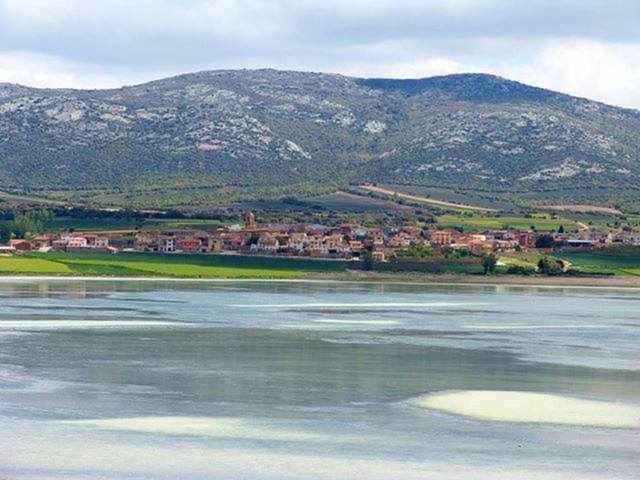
xmin=244 ymin=211 xmax=256 ymax=230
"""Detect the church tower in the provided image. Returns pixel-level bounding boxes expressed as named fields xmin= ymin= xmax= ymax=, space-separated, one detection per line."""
xmin=244 ymin=211 xmax=256 ymax=230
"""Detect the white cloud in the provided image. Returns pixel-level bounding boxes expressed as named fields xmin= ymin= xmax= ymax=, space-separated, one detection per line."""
xmin=0 ymin=51 xmax=163 ymax=89
xmin=490 ymin=40 xmax=640 ymax=109
xmin=0 ymin=1 xmax=638 ymax=108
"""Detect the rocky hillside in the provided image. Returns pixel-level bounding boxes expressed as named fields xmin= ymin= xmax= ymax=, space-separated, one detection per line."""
xmin=0 ymin=70 xmax=638 ymax=208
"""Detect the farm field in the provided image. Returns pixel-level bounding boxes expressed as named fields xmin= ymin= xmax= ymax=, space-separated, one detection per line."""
xmin=235 ymin=191 xmax=413 ymax=213
xmin=0 ymin=216 xmax=232 ymax=233
xmin=556 ymin=248 xmax=640 ymax=276
xmin=436 ymin=214 xmax=579 ymax=232
xmin=381 ymin=184 xmax=513 ymax=211
xmin=358 ymin=185 xmax=497 ymax=212
xmin=0 ymin=252 xmax=351 ymax=279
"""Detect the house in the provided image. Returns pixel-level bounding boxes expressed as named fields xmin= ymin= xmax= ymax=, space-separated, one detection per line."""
xmin=67 ymin=236 xmax=88 ymax=249
xmin=324 ymin=235 xmax=348 ymax=255
xmin=372 ymin=250 xmax=386 ymax=262
xmin=516 ymin=232 xmax=536 ymax=248
xmin=202 ymin=236 xmax=223 ymax=253
xmin=430 ymin=230 xmax=453 ymax=246
xmin=84 ymin=235 xmax=109 ymax=249
xmin=31 ymin=235 xmax=54 ymax=249
xmin=306 ymin=235 xmax=326 ymax=255
xmin=176 ymin=236 xmax=201 ymax=253
xmin=349 ymin=240 xmax=364 ymax=256
xmin=387 ymin=234 xmax=411 ymax=248
xmin=622 ymin=233 xmax=640 ymax=246
xmin=222 ymin=234 xmax=245 ymax=251
xmin=52 ymin=239 xmax=68 ymax=251
xmin=288 ymin=233 xmax=308 ymax=253
xmin=9 ymin=239 xmax=32 ymax=251
xmin=158 ymin=236 xmax=175 ymax=253
xmin=134 ymin=232 xmax=159 ymax=251
xmin=371 ymin=235 xmax=385 ymax=249
xmin=251 ymin=235 xmax=279 ymax=253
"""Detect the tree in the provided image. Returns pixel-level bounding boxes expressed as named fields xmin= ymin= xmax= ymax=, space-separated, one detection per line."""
xmin=360 ymin=249 xmax=374 ymax=271
xmin=13 ymin=209 xmax=54 ymax=236
xmin=534 ymin=234 xmax=555 ymax=249
xmin=0 ymin=224 xmax=10 ymax=244
xmin=482 ymin=254 xmax=497 ymax=275
xmin=558 ymin=225 xmax=565 ymax=234
xmin=537 ymin=257 xmax=564 ymax=276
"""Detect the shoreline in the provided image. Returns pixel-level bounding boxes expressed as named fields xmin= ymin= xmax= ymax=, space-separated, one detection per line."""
xmin=2 ymin=272 xmax=640 ymax=290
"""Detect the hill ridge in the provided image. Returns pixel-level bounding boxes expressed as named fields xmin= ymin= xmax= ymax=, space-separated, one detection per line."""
xmin=0 ymin=68 xmax=638 ymax=209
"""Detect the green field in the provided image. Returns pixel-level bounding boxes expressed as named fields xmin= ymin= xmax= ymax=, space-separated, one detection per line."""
xmin=0 ymin=252 xmax=351 ymax=279
xmin=436 ymin=214 xmax=578 ymax=232
xmin=556 ymin=247 xmax=640 ymax=276
xmin=0 ymin=216 xmax=232 ymax=233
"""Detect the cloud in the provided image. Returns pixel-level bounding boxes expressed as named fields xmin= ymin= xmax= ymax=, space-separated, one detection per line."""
xmin=0 ymin=0 xmax=638 ymax=108
xmin=0 ymin=51 xmax=168 ymax=89
xmin=493 ymin=40 xmax=640 ymax=109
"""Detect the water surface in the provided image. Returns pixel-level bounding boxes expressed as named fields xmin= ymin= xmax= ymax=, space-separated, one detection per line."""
xmin=1 ymin=279 xmax=639 ymax=479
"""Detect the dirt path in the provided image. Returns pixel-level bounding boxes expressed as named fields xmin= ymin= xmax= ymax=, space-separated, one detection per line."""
xmin=358 ymin=185 xmax=498 ymax=212
xmin=576 ymin=221 xmax=590 ymax=231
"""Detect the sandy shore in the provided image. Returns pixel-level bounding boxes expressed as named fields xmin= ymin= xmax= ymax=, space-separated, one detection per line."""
xmin=2 ymin=272 xmax=640 ymax=289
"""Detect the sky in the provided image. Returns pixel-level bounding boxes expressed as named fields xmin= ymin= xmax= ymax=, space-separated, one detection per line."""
xmin=0 ymin=0 xmax=639 ymax=109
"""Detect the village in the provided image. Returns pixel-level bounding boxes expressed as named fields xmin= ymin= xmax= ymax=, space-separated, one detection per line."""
xmin=3 ymin=211 xmax=640 ymax=261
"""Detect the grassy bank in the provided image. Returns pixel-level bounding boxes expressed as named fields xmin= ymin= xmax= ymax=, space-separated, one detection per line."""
xmin=556 ymin=247 xmax=640 ymax=276
xmin=0 ymin=252 xmax=351 ymax=279
xmin=1 ymin=248 xmax=639 ymax=282
xmin=437 ymin=214 xmax=578 ymax=232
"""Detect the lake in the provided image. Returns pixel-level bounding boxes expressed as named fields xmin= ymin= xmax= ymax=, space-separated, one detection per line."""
xmin=1 ymin=278 xmax=639 ymax=479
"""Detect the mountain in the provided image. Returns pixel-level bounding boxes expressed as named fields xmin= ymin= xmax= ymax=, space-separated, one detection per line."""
xmin=1 ymin=69 xmax=639 ymax=209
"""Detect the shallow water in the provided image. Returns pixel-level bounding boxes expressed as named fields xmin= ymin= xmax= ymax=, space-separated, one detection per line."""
xmin=0 ymin=279 xmax=639 ymax=479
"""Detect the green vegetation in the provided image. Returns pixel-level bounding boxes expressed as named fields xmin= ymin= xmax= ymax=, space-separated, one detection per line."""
xmin=0 ymin=214 xmax=233 ymax=235
xmin=556 ymin=247 xmax=640 ymax=276
xmin=0 ymin=208 xmax=55 ymax=239
xmin=0 ymin=252 xmax=351 ymax=279
xmin=390 ymin=244 xmax=482 ymax=274
xmin=2 ymin=71 xmax=640 ymax=211
xmin=482 ymin=254 xmax=497 ymax=275
xmin=537 ymin=257 xmax=565 ymax=276
xmin=12 ymin=209 xmax=54 ymax=236
xmin=436 ymin=214 xmax=578 ymax=232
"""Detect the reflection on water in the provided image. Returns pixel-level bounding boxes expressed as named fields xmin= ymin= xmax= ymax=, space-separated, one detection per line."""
xmin=0 ymin=279 xmax=639 ymax=479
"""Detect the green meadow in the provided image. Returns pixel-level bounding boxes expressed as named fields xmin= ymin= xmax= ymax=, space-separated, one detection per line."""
xmin=0 ymin=252 xmax=350 ymax=279
xmin=556 ymin=247 xmax=640 ymax=276
xmin=436 ymin=214 xmax=578 ymax=232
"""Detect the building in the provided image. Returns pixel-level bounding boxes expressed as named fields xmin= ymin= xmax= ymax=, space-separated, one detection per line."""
xmin=251 ymin=235 xmax=279 ymax=253
xmin=372 ymin=250 xmax=386 ymax=262
xmin=349 ymin=240 xmax=364 ymax=256
xmin=158 ymin=236 xmax=175 ymax=253
xmin=176 ymin=236 xmax=201 ymax=253
xmin=244 ymin=212 xmax=256 ymax=230
xmin=222 ymin=234 xmax=245 ymax=251
xmin=67 ymin=236 xmax=88 ymax=249
xmin=9 ymin=239 xmax=32 ymax=251
xmin=288 ymin=233 xmax=308 ymax=253
xmin=430 ymin=230 xmax=453 ymax=246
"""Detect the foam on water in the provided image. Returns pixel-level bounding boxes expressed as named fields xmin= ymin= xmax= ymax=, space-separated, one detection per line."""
xmin=412 ymin=390 xmax=640 ymax=428
xmin=0 ymin=320 xmax=189 ymax=330
xmin=312 ymin=319 xmax=399 ymax=325
xmin=63 ymin=416 xmax=355 ymax=443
